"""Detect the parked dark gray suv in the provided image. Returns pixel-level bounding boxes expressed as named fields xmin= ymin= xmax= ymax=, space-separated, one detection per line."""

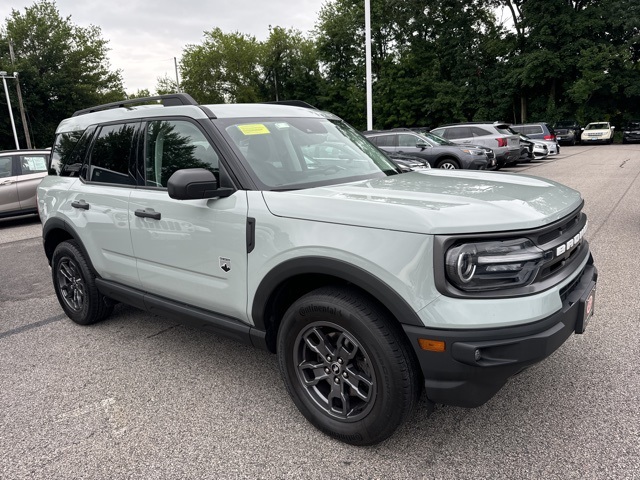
xmin=430 ymin=123 xmax=520 ymax=169
xmin=364 ymin=129 xmax=491 ymax=170
xmin=510 ymin=123 xmax=556 ymax=142
xmin=622 ymin=121 xmax=640 ymax=144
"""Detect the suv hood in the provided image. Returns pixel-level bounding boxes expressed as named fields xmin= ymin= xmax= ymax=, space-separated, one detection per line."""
xmin=262 ymin=171 xmax=582 ymax=235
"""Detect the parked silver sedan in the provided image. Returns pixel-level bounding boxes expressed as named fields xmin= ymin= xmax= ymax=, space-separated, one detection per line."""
xmin=0 ymin=149 xmax=50 ymax=218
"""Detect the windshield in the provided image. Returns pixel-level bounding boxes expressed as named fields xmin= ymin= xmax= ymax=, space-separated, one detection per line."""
xmin=222 ymin=117 xmax=398 ymax=189
xmin=586 ymin=123 xmax=609 ymax=130
xmin=555 ymin=121 xmax=575 ymax=128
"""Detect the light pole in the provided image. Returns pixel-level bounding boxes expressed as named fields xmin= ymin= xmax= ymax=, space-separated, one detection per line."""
xmin=9 ymin=41 xmax=32 ymax=148
xmin=0 ymin=71 xmax=20 ymax=150
xmin=364 ymin=0 xmax=373 ymax=130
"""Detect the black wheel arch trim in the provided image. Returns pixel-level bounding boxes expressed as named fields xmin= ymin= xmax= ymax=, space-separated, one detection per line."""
xmin=251 ymin=257 xmax=424 ymax=330
xmin=42 ymin=217 xmax=97 ymax=274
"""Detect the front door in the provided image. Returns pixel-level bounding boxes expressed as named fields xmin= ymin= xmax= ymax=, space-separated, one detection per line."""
xmin=129 ymin=118 xmax=249 ymax=321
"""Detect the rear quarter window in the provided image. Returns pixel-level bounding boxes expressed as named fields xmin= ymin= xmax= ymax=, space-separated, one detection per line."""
xmin=470 ymin=127 xmax=491 ymax=137
xmin=50 ymin=129 xmax=93 ymax=176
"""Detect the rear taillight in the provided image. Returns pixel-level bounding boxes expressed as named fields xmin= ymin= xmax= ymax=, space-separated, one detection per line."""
xmin=544 ymin=134 xmax=556 ymax=141
xmin=497 ymin=137 xmax=507 ymax=147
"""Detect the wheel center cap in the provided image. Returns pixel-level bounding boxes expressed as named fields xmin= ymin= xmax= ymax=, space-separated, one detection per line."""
xmin=331 ymin=363 xmax=341 ymax=375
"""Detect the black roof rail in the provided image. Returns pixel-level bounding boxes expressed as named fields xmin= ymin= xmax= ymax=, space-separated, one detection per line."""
xmin=72 ymin=93 xmax=199 ymax=117
xmin=264 ymin=100 xmax=318 ymax=110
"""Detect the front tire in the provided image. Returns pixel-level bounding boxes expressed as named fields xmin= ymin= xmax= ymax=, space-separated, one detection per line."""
xmin=52 ymin=240 xmax=113 ymax=325
xmin=436 ymin=158 xmax=459 ymax=169
xmin=277 ymin=287 xmax=421 ymax=445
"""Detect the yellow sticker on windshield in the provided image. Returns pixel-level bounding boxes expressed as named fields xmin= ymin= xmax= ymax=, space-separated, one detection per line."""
xmin=238 ymin=124 xmax=270 ymax=135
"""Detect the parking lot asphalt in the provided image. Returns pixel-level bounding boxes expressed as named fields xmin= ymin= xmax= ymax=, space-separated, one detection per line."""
xmin=1 ymin=144 xmax=639 ymax=479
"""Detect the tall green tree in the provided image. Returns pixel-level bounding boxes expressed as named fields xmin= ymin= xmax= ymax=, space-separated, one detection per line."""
xmin=0 ymin=0 xmax=124 ymax=149
xmin=501 ymin=0 xmax=640 ymax=124
xmin=180 ymin=28 xmax=262 ymax=104
xmin=261 ymin=26 xmax=323 ymax=105
xmin=315 ymin=0 xmax=503 ymax=129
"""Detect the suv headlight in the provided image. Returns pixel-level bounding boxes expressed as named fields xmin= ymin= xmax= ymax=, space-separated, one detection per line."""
xmin=461 ymin=148 xmax=484 ymax=155
xmin=445 ymin=239 xmax=549 ymax=291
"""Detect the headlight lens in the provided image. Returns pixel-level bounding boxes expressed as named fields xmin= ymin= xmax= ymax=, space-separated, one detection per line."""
xmin=461 ymin=149 xmax=484 ymax=155
xmin=445 ymin=239 xmax=548 ymax=291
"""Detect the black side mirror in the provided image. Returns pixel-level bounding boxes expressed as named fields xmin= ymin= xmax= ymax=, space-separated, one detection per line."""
xmin=167 ymin=168 xmax=233 ymax=200
xmin=416 ymin=142 xmax=428 ymax=149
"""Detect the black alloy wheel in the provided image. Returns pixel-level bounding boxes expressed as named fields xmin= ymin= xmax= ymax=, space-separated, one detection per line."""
xmin=52 ymin=240 xmax=113 ymax=325
xmin=293 ymin=321 xmax=377 ymax=422
xmin=277 ymin=286 xmax=421 ymax=445
xmin=57 ymin=256 xmax=86 ymax=313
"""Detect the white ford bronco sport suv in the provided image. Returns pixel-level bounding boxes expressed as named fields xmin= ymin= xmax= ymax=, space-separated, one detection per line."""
xmin=38 ymin=94 xmax=597 ymax=445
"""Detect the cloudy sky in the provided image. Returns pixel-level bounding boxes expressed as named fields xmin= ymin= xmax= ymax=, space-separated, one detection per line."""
xmin=0 ymin=0 xmax=323 ymax=93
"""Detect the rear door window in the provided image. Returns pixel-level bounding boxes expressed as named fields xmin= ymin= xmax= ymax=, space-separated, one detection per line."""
xmin=446 ymin=127 xmax=472 ymax=139
xmin=87 ymin=123 xmax=138 ymax=185
xmin=18 ymin=155 xmax=48 ymax=175
xmin=372 ymin=135 xmax=396 ymax=147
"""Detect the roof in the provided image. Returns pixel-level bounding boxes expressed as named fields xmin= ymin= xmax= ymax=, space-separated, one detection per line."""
xmin=58 ymin=94 xmax=337 ymax=134
xmin=0 ymin=148 xmax=51 ymax=156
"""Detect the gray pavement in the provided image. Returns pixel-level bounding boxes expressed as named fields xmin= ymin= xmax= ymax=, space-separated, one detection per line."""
xmin=1 ymin=145 xmax=639 ymax=479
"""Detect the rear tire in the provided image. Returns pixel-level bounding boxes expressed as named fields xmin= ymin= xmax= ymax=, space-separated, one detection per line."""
xmin=277 ymin=286 xmax=421 ymax=445
xmin=52 ymin=240 xmax=113 ymax=325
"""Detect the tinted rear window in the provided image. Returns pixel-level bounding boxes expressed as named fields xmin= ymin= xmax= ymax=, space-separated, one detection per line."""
xmin=50 ymin=129 xmax=91 ymax=176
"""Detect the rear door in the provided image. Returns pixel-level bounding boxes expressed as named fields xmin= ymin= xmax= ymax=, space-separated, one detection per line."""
xmin=0 ymin=155 xmax=19 ymax=215
xmin=70 ymin=122 xmax=142 ymax=287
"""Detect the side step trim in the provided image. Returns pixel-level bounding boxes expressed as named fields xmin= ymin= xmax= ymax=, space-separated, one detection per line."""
xmin=95 ymin=278 xmax=268 ymax=350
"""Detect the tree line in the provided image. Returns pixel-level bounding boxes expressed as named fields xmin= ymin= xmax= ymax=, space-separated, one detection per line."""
xmin=1 ymin=0 xmax=639 ymax=150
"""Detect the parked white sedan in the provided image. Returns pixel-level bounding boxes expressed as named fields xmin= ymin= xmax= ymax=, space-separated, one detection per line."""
xmin=581 ymin=122 xmax=615 ymax=144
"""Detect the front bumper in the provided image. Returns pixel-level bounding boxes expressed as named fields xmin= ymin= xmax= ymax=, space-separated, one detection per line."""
xmin=403 ymin=258 xmax=597 ymax=408
xmin=495 ymin=148 xmax=521 ymax=166
xmin=557 ymin=132 xmax=576 ymax=144
xmin=463 ymin=158 xmax=490 ymax=170
xmin=582 ymin=136 xmax=610 ymax=144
